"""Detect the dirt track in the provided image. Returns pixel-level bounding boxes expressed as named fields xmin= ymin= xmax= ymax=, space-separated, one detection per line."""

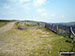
xmin=0 ymin=22 xmax=16 ymax=34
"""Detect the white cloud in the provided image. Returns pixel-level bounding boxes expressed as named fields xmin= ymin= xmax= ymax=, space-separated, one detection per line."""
xmin=3 ymin=4 xmax=10 ymax=9
xmin=33 ymin=0 xmax=47 ymax=7
xmin=19 ymin=0 xmax=31 ymax=4
xmin=61 ymin=15 xmax=65 ymax=18
xmin=51 ymin=13 xmax=56 ymax=17
xmin=18 ymin=0 xmax=47 ymax=7
xmin=17 ymin=0 xmax=31 ymax=11
xmin=25 ymin=7 xmax=31 ymax=10
xmin=36 ymin=8 xmax=48 ymax=17
xmin=10 ymin=0 xmax=48 ymax=17
xmin=21 ymin=3 xmax=31 ymax=12
xmin=22 ymin=3 xmax=31 ymax=8
xmin=15 ymin=0 xmax=32 ymax=14
xmin=41 ymin=13 xmax=48 ymax=17
xmin=25 ymin=3 xmax=31 ymax=6
xmin=37 ymin=8 xmax=46 ymax=13
xmin=8 ymin=0 xmax=16 ymax=2
xmin=23 ymin=0 xmax=31 ymax=1
xmin=56 ymin=15 xmax=65 ymax=19
xmin=9 ymin=10 xmax=16 ymax=14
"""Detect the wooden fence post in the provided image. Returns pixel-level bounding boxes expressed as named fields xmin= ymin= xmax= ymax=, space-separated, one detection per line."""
xmin=69 ymin=27 xmax=72 ymax=38
xmin=45 ymin=23 xmax=46 ymax=28
xmin=56 ymin=25 xmax=58 ymax=34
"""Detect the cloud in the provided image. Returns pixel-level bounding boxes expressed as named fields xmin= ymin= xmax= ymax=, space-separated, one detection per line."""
xmin=17 ymin=0 xmax=47 ymax=7
xmin=37 ymin=8 xmax=46 ymax=13
xmin=8 ymin=0 xmax=16 ymax=2
xmin=36 ymin=8 xmax=48 ymax=17
xmin=19 ymin=0 xmax=31 ymax=4
xmin=3 ymin=4 xmax=10 ymax=9
xmin=17 ymin=0 xmax=31 ymax=11
xmin=21 ymin=3 xmax=31 ymax=13
xmin=33 ymin=0 xmax=47 ymax=7
xmin=41 ymin=13 xmax=48 ymax=17
xmin=16 ymin=0 xmax=47 ymax=15
xmin=51 ymin=13 xmax=56 ymax=17
xmin=61 ymin=15 xmax=65 ymax=18
xmin=2 ymin=0 xmax=48 ymax=19
xmin=24 ymin=3 xmax=31 ymax=6
xmin=25 ymin=7 xmax=31 ymax=10
xmin=9 ymin=9 xmax=17 ymax=14
xmin=22 ymin=3 xmax=31 ymax=8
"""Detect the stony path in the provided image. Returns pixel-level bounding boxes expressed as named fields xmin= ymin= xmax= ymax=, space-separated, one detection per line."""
xmin=0 ymin=22 xmax=16 ymax=34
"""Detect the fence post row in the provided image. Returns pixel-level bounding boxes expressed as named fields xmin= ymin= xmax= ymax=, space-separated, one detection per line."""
xmin=69 ymin=27 xmax=72 ymax=38
xmin=45 ymin=23 xmax=75 ymax=38
xmin=56 ymin=25 xmax=58 ymax=34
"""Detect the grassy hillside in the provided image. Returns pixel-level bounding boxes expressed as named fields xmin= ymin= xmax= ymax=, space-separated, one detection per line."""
xmin=0 ymin=23 xmax=75 ymax=56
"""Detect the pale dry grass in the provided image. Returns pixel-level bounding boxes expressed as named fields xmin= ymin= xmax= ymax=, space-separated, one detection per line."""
xmin=0 ymin=28 xmax=53 ymax=56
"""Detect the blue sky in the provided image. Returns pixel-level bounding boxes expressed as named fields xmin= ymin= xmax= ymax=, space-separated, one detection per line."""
xmin=0 ymin=0 xmax=75 ymax=23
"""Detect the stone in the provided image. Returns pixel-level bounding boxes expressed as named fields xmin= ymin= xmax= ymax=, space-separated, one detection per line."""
xmin=66 ymin=40 xmax=72 ymax=43
xmin=40 ymin=35 xmax=53 ymax=38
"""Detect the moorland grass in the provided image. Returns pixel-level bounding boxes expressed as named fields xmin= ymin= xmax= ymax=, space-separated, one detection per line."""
xmin=0 ymin=22 xmax=9 ymax=27
xmin=0 ymin=23 xmax=75 ymax=56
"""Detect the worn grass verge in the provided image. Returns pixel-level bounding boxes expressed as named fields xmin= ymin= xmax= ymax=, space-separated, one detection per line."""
xmin=0 ymin=24 xmax=75 ymax=56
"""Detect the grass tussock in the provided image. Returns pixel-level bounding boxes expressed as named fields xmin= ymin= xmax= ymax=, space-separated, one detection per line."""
xmin=0 ymin=24 xmax=75 ymax=56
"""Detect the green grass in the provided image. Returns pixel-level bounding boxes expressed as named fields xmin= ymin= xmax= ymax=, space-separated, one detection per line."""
xmin=0 ymin=24 xmax=75 ymax=56
xmin=18 ymin=23 xmax=40 ymax=30
xmin=0 ymin=22 xmax=9 ymax=27
xmin=26 ymin=24 xmax=39 ymax=26
xmin=0 ymin=20 xmax=12 ymax=27
xmin=50 ymin=38 xmax=74 ymax=56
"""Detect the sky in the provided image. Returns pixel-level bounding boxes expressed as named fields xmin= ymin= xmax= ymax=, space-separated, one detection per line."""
xmin=0 ymin=0 xmax=75 ymax=23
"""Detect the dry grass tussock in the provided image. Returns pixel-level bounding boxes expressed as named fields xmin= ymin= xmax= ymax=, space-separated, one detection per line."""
xmin=0 ymin=28 xmax=53 ymax=56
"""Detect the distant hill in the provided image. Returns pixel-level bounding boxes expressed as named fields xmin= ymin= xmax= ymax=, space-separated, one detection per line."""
xmin=55 ymin=22 xmax=75 ymax=26
xmin=67 ymin=22 xmax=75 ymax=25
xmin=0 ymin=20 xmax=16 ymax=22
